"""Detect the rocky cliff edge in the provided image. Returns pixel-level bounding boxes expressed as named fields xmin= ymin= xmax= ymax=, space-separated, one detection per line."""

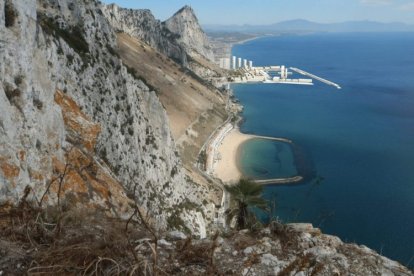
xmin=0 ymin=0 xmax=214 ymax=237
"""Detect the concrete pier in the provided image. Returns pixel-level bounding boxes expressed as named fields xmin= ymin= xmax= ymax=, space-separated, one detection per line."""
xmin=230 ymin=66 xmax=313 ymax=85
xmin=255 ymin=175 xmax=303 ymax=185
xmin=222 ymin=61 xmax=340 ymax=89
xmin=290 ymin=67 xmax=341 ymax=89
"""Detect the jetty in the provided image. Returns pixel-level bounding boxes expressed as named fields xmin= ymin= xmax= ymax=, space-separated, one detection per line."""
xmin=290 ymin=67 xmax=341 ymax=89
xmin=255 ymin=175 xmax=303 ymax=185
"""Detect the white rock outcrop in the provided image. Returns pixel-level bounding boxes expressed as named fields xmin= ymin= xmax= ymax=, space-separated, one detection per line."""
xmin=102 ymin=4 xmax=188 ymax=65
xmin=0 ymin=0 xmax=209 ymax=236
xmin=164 ymin=5 xmax=215 ymax=62
xmin=102 ymin=4 xmax=215 ymax=65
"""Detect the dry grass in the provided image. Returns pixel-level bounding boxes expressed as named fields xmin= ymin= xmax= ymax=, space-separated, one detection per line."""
xmin=232 ymin=233 xmax=257 ymax=251
xmin=0 ymin=190 xmax=225 ymax=275
xmin=270 ymin=221 xmax=301 ymax=251
xmin=278 ymin=253 xmax=316 ymax=276
xmin=116 ymin=33 xmax=226 ymax=144
xmin=0 ymin=190 xmax=157 ymax=275
xmin=168 ymin=234 xmax=221 ymax=275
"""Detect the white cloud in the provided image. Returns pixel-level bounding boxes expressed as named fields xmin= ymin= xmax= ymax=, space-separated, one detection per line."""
xmin=398 ymin=2 xmax=414 ymax=11
xmin=360 ymin=0 xmax=393 ymax=5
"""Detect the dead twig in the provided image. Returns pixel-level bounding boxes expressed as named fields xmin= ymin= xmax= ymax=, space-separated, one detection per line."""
xmin=39 ymin=147 xmax=74 ymax=209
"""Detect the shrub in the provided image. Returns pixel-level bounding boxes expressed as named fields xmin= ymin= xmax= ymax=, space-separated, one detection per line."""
xmin=167 ymin=212 xmax=190 ymax=233
xmin=124 ymin=65 xmax=158 ymax=92
xmin=197 ymin=150 xmax=207 ymax=168
xmin=5 ymin=0 xmax=17 ymax=28
xmin=225 ymin=179 xmax=269 ymax=230
xmin=14 ymin=75 xmax=24 ymax=86
xmin=33 ymin=98 xmax=43 ymax=110
xmin=4 ymin=84 xmax=21 ymax=102
xmin=170 ymin=166 xmax=178 ymax=177
xmin=66 ymin=54 xmax=74 ymax=65
xmin=38 ymin=14 xmax=90 ymax=61
xmin=106 ymin=44 xmax=120 ymax=58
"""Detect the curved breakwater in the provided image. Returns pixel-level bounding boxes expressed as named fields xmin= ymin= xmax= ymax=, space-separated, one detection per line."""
xmin=236 ymin=135 xmax=312 ymax=185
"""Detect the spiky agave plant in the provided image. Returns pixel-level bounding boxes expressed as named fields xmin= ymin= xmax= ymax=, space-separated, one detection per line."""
xmin=225 ymin=179 xmax=269 ymax=230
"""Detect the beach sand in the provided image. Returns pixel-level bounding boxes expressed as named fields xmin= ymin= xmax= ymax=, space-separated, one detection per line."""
xmin=213 ymin=128 xmax=254 ymax=183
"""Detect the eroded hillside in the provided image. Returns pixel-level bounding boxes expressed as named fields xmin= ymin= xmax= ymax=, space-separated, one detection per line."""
xmin=104 ymin=4 xmax=231 ymax=200
xmin=116 ymin=33 xmax=227 ymax=166
xmin=0 ymin=0 xmax=222 ymax=237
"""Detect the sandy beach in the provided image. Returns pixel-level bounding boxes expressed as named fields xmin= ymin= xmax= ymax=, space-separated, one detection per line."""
xmin=213 ymin=128 xmax=254 ymax=183
xmin=210 ymin=127 xmax=303 ymax=185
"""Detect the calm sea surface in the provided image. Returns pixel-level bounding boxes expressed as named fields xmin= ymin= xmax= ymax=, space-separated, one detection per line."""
xmin=232 ymin=32 xmax=414 ymax=267
xmin=238 ymin=139 xmax=298 ymax=180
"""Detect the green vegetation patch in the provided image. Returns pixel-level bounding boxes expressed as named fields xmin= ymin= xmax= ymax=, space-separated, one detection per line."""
xmin=39 ymin=14 xmax=90 ymax=60
xmin=124 ymin=64 xmax=158 ymax=93
xmin=167 ymin=199 xmax=204 ymax=233
xmin=5 ymin=0 xmax=18 ymax=28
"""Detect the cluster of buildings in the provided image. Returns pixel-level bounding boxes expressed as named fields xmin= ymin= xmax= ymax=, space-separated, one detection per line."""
xmin=279 ymin=65 xmax=289 ymax=79
xmin=219 ymin=56 xmax=253 ymax=70
xmin=216 ymin=56 xmax=340 ymax=88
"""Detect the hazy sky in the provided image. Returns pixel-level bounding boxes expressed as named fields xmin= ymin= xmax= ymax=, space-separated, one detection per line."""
xmin=102 ymin=0 xmax=414 ymax=25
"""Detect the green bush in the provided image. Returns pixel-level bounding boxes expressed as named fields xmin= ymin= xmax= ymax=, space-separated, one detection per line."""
xmin=225 ymin=179 xmax=269 ymax=230
xmin=4 ymin=84 xmax=21 ymax=102
xmin=5 ymin=1 xmax=17 ymax=28
xmin=39 ymin=14 xmax=90 ymax=61
xmin=124 ymin=64 xmax=158 ymax=93
xmin=33 ymin=98 xmax=43 ymax=110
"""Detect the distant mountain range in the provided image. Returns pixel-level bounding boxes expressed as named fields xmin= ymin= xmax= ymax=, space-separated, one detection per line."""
xmin=204 ymin=19 xmax=414 ymax=33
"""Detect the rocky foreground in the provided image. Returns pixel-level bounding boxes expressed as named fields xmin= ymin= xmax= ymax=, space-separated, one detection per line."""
xmin=0 ymin=204 xmax=412 ymax=275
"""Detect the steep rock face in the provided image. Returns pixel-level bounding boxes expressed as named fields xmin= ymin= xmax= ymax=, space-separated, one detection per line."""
xmin=102 ymin=4 xmax=227 ymax=166
xmin=102 ymin=4 xmax=187 ymax=65
xmin=164 ymin=5 xmax=215 ymax=62
xmin=0 ymin=0 xmax=210 ymax=236
xmin=102 ymin=4 xmax=217 ymax=69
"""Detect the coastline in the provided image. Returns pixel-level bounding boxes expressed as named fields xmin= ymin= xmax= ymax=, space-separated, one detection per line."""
xmin=205 ymin=32 xmax=414 ymax=269
xmin=213 ymin=128 xmax=255 ymax=183
xmin=209 ymin=34 xmax=269 ymax=64
xmin=232 ymin=35 xmax=263 ymax=46
xmin=205 ymin=34 xmax=304 ymax=186
xmin=208 ymin=126 xmax=304 ymax=185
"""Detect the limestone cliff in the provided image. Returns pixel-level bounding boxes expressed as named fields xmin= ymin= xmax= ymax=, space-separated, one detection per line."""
xmin=102 ymin=3 xmax=224 ymax=82
xmin=0 ymin=0 xmax=213 ymax=237
xmin=164 ymin=5 xmax=215 ymax=62
xmin=102 ymin=4 xmax=188 ymax=66
xmin=103 ymin=4 xmax=215 ymax=65
xmin=1 ymin=1 xmax=412 ymax=274
xmin=103 ymin=4 xmax=228 ymax=206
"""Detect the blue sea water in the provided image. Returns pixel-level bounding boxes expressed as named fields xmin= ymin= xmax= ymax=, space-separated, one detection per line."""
xmin=238 ymin=139 xmax=297 ymax=180
xmin=232 ymin=32 xmax=414 ymax=267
